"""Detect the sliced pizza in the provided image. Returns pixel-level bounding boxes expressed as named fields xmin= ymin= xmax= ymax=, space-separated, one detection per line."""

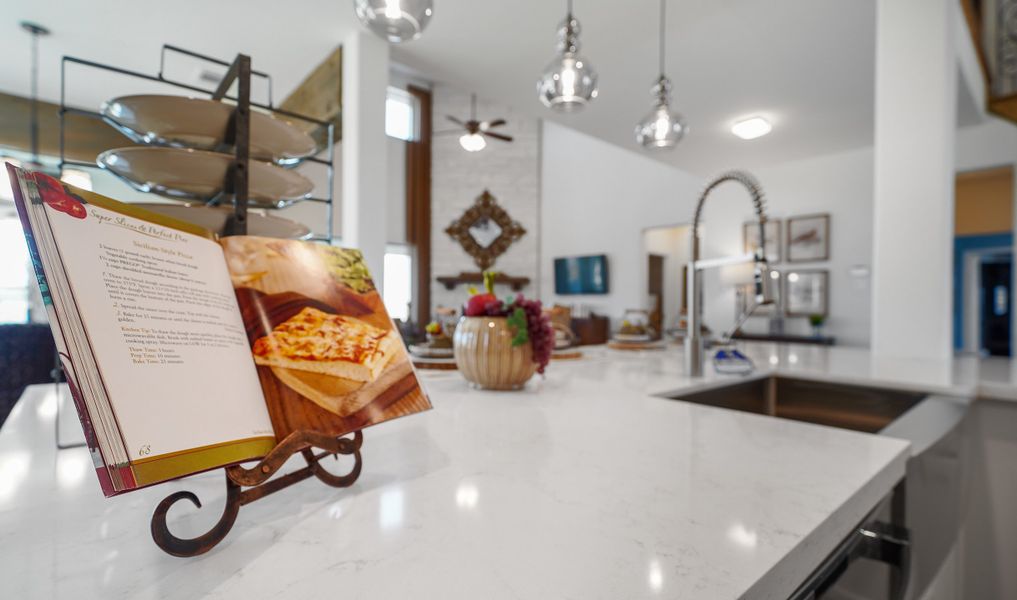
xmin=252 ymin=307 xmax=398 ymax=382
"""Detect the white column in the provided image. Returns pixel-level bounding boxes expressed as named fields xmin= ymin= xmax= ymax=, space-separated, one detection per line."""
xmin=340 ymin=30 xmax=389 ymax=291
xmin=871 ymin=0 xmax=957 ymax=358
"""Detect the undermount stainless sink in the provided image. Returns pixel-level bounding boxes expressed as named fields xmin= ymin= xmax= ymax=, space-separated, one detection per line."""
xmin=663 ymin=377 xmax=926 ymax=434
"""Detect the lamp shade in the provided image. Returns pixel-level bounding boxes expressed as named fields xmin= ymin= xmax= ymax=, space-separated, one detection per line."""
xmin=537 ymin=12 xmax=598 ymax=111
xmin=354 ymin=0 xmax=433 ymax=43
xmin=635 ymin=77 xmax=686 ymax=149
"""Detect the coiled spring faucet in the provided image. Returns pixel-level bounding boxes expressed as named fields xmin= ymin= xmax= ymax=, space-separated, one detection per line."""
xmin=686 ymin=170 xmax=774 ymax=377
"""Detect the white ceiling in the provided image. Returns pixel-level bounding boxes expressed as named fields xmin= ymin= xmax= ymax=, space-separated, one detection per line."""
xmin=0 ymin=0 xmax=981 ymax=177
xmin=394 ymin=0 xmax=882 ymax=176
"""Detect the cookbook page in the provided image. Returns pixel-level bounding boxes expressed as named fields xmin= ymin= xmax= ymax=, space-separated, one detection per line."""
xmin=27 ymin=172 xmax=275 ymax=487
xmin=221 ymin=236 xmax=431 ymax=439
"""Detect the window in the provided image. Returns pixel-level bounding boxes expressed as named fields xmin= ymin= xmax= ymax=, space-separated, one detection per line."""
xmin=0 ymin=215 xmax=31 ymax=324
xmin=383 ymin=246 xmax=414 ymax=322
xmin=385 ymin=86 xmax=419 ymax=142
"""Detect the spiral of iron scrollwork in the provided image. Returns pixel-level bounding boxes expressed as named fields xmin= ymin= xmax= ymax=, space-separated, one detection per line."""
xmin=150 ymin=430 xmax=364 ymax=557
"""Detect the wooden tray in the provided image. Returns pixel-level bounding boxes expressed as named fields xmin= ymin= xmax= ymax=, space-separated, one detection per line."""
xmin=551 ymin=349 xmax=583 ymax=360
xmin=412 ymin=356 xmax=458 ymax=370
xmin=607 ymin=340 xmax=666 ymax=351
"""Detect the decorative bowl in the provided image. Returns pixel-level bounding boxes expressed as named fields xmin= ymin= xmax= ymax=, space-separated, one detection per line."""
xmin=453 ymin=316 xmax=536 ymax=390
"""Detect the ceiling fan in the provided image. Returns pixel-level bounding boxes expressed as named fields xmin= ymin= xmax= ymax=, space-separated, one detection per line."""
xmin=436 ymin=93 xmax=513 ymax=152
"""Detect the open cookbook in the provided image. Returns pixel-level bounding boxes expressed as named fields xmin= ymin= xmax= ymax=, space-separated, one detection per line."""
xmin=7 ymin=164 xmax=431 ymax=496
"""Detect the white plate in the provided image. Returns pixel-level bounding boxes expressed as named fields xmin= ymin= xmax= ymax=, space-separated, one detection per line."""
xmin=613 ymin=333 xmax=652 ymax=342
xmin=409 ymin=344 xmax=455 ymax=359
xmin=132 ymin=203 xmax=312 ymax=239
xmin=102 ymin=95 xmax=318 ymax=164
xmin=98 ymin=147 xmax=313 ymax=208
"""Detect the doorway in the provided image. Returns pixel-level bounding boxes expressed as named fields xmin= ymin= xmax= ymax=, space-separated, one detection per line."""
xmin=953 ymin=165 xmax=1014 ymax=356
xmin=642 ymin=225 xmax=691 ymax=337
xmin=980 ymin=255 xmax=1012 ymax=356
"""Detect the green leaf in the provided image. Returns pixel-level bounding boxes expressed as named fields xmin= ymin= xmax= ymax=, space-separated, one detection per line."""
xmin=507 ymin=306 xmax=529 ymax=347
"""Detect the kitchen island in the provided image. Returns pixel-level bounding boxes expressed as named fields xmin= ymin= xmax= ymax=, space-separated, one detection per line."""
xmin=0 ymin=341 xmax=941 ymax=599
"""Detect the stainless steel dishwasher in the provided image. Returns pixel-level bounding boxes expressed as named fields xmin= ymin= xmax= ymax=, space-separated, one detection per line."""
xmin=661 ymin=378 xmax=972 ymax=599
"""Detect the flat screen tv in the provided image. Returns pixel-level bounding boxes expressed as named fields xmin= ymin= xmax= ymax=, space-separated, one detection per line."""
xmin=554 ymin=254 xmax=609 ymax=295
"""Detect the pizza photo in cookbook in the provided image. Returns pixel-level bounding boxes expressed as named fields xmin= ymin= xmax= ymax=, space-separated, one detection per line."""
xmin=6 ymin=163 xmax=431 ymax=497
xmin=222 ymin=237 xmax=429 ymax=438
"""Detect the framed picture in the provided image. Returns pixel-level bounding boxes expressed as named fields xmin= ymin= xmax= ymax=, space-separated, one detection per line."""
xmin=736 ymin=270 xmax=781 ymax=318
xmin=743 ymin=220 xmax=781 ymax=263
xmin=784 ymin=269 xmax=828 ymax=317
xmin=786 ymin=214 xmax=830 ymax=262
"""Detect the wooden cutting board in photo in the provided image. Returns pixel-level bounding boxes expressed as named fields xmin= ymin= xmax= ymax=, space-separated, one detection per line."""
xmin=256 ymin=359 xmax=428 ymax=439
xmin=270 ymin=354 xmax=414 ymax=417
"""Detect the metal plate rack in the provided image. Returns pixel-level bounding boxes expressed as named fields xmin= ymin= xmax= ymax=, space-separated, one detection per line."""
xmin=57 ymin=44 xmax=336 ymax=241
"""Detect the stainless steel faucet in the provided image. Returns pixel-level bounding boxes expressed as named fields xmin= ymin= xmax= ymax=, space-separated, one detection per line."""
xmin=686 ymin=170 xmax=774 ymax=377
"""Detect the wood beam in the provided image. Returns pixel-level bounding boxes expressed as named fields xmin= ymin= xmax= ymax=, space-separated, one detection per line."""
xmin=0 ymin=92 xmax=137 ymax=163
xmin=407 ymin=85 xmax=432 ymax=328
xmin=279 ymin=46 xmax=342 ymax=147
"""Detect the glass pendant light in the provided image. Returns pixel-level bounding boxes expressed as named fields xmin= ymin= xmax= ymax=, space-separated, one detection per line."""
xmin=537 ymin=0 xmax=598 ymax=112
xmin=635 ymin=0 xmax=686 ymax=149
xmin=353 ymin=0 xmax=433 ymax=43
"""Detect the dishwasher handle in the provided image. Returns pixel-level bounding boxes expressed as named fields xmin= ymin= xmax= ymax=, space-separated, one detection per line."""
xmin=789 ymin=520 xmax=911 ymax=600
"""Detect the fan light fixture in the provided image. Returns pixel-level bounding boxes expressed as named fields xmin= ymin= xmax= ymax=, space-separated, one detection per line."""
xmin=459 ymin=133 xmax=487 ymax=152
xmin=635 ymin=0 xmax=686 ymax=149
xmin=537 ymin=0 xmax=598 ymax=112
xmin=353 ymin=0 xmax=433 ymax=43
xmin=731 ymin=117 xmax=772 ymax=140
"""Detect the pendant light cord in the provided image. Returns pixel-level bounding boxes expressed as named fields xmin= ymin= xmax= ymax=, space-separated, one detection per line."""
xmin=567 ymin=0 xmax=573 ymax=17
xmin=659 ymin=0 xmax=666 ymax=76
xmin=29 ymin=29 xmax=39 ymax=164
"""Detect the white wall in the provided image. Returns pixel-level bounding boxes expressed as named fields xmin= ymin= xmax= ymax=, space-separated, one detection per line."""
xmin=431 ymin=86 xmax=540 ymax=312
xmin=700 ymin=147 xmax=876 ymax=347
xmin=871 ymin=0 xmax=957 ymax=360
xmin=540 ymin=121 xmax=703 ymax=324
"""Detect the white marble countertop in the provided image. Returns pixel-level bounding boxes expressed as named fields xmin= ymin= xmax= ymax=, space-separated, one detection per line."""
xmin=0 ymin=341 xmax=928 ymax=600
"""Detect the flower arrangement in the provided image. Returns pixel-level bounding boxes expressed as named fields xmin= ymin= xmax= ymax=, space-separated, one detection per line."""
xmin=463 ymin=271 xmax=554 ymax=374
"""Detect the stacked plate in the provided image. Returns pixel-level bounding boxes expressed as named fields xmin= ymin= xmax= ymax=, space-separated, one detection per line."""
xmin=132 ymin=203 xmax=311 ymax=240
xmin=98 ymin=147 xmax=313 ymax=209
xmin=102 ymin=95 xmax=317 ymax=164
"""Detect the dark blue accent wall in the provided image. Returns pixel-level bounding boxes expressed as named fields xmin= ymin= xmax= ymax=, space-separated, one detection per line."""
xmin=954 ymin=233 xmax=1013 ymax=350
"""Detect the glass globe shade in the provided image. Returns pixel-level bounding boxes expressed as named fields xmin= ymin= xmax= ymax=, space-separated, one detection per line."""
xmin=354 ymin=0 xmax=433 ymax=43
xmin=635 ymin=102 xmax=687 ymax=149
xmin=459 ymin=133 xmax=486 ymax=152
xmin=537 ymin=54 xmax=598 ymax=112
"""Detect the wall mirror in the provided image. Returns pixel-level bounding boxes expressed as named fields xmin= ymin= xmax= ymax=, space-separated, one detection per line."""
xmin=445 ymin=189 xmax=526 ymax=270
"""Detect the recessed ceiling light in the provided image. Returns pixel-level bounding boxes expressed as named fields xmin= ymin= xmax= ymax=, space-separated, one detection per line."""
xmin=731 ymin=117 xmax=772 ymax=140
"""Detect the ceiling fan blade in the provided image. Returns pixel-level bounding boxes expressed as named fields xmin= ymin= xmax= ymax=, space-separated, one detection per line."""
xmin=433 ymin=129 xmax=463 ymax=136
xmin=484 ymin=131 xmax=514 ymax=142
xmin=446 ymin=115 xmax=465 ymax=126
xmin=481 ymin=119 xmax=507 ymax=130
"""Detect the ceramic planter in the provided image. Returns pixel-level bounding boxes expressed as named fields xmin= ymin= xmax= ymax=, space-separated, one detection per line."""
xmin=453 ymin=316 xmax=536 ymax=390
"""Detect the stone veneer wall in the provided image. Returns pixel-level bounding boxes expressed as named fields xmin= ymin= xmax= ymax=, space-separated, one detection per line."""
xmin=430 ymin=86 xmax=540 ymax=313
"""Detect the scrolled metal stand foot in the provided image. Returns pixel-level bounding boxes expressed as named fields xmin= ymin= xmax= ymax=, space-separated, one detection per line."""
xmin=150 ymin=430 xmax=363 ymax=557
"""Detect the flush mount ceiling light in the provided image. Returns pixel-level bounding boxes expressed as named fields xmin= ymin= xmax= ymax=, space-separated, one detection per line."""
xmin=731 ymin=117 xmax=772 ymax=140
xmin=635 ymin=0 xmax=686 ymax=150
xmin=353 ymin=0 xmax=433 ymax=43
xmin=537 ymin=0 xmax=598 ymax=112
